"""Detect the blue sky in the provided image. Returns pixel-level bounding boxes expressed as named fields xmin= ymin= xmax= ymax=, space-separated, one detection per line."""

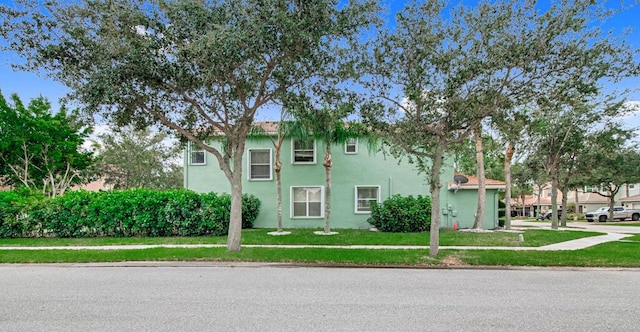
xmin=1 ymin=0 xmax=639 ymax=127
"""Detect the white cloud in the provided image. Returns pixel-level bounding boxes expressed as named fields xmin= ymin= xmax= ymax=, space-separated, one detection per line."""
xmin=625 ymin=100 xmax=640 ymax=112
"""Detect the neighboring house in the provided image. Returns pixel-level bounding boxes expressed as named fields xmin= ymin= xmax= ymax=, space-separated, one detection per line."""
xmin=516 ymin=183 xmax=640 ymax=217
xmin=1 ymin=178 xmax=110 ymax=193
xmin=620 ymin=194 xmax=640 ymax=209
xmin=183 ymin=123 xmax=504 ymax=230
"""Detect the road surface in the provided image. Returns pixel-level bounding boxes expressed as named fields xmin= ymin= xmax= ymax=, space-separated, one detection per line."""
xmin=1 ymin=263 xmax=639 ymax=331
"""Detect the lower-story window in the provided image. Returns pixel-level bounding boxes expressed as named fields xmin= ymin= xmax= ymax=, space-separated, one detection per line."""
xmin=292 ymin=186 xmax=323 ymax=218
xmin=355 ymin=186 xmax=380 ymax=213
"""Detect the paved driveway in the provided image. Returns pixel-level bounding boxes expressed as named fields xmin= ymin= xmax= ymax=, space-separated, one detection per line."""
xmin=512 ymin=220 xmax=640 ymax=234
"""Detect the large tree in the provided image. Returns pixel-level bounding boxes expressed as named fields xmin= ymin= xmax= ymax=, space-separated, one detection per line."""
xmin=581 ymin=127 xmax=640 ymax=222
xmin=0 ymin=92 xmax=94 ymax=197
xmin=361 ymin=1 xmax=491 ymax=256
xmin=360 ymin=0 xmax=639 ymax=255
xmin=95 ymin=127 xmax=183 ymax=190
xmin=0 ymin=0 xmax=378 ymax=251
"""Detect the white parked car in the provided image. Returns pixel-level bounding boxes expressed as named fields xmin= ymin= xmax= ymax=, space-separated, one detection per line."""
xmin=585 ymin=206 xmax=640 ymax=222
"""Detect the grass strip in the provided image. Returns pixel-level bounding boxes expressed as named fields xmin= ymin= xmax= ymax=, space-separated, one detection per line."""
xmin=0 ymin=229 xmax=603 ymax=247
xmin=2 ymin=241 xmax=640 ymax=267
xmin=0 ymin=247 xmax=441 ymax=265
xmin=451 ymin=241 xmax=640 ymax=267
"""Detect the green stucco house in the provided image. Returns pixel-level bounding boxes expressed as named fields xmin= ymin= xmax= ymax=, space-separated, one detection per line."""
xmin=183 ymin=123 xmax=504 ymax=230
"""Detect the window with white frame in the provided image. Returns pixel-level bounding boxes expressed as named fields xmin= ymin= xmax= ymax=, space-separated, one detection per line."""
xmin=584 ymin=185 xmax=602 ymax=193
xmin=248 ymin=149 xmax=272 ymax=180
xmin=291 ymin=186 xmax=323 ymax=218
xmin=345 ymin=138 xmax=358 ymax=154
xmin=292 ymin=139 xmax=315 ymax=164
xmin=190 ymin=144 xmax=205 ymax=165
xmin=355 ymin=186 xmax=380 ymax=213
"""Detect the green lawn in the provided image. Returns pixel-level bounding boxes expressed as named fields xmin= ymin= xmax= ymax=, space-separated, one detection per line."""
xmin=2 ymin=228 xmax=633 ymax=267
xmin=0 ymin=228 xmax=602 ymax=247
xmin=1 ymin=242 xmax=639 ymax=267
xmin=451 ymin=241 xmax=640 ymax=267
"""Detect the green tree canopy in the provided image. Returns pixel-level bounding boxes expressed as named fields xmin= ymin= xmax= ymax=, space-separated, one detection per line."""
xmin=0 ymin=0 xmax=379 ymax=251
xmin=95 ymin=127 xmax=183 ymax=190
xmin=0 ymin=92 xmax=95 ymax=197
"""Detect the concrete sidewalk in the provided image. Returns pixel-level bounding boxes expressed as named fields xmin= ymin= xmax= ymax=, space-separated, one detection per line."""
xmin=1 ymin=219 xmax=635 ymax=252
xmin=0 ymin=231 xmax=632 ymax=251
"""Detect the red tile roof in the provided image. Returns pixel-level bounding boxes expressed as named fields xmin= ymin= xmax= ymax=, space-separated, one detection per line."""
xmin=447 ymin=174 xmax=506 ymax=190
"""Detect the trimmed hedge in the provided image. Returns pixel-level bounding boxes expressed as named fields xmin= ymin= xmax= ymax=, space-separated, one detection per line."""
xmin=0 ymin=190 xmax=44 ymax=238
xmin=368 ymin=194 xmax=432 ymax=232
xmin=1 ymin=189 xmax=260 ymax=238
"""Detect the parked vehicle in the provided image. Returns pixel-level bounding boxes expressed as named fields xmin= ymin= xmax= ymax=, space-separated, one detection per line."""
xmin=536 ymin=209 xmax=564 ymax=220
xmin=585 ymin=206 xmax=640 ymax=222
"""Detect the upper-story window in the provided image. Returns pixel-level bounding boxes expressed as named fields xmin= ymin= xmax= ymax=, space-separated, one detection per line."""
xmin=584 ymin=185 xmax=602 ymax=193
xmin=292 ymin=139 xmax=316 ymax=164
xmin=345 ymin=138 xmax=358 ymax=154
xmin=248 ymin=149 xmax=272 ymax=180
xmin=190 ymin=143 xmax=205 ymax=165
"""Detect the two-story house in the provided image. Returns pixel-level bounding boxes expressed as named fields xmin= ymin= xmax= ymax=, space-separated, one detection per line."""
xmin=183 ymin=122 xmax=504 ymax=230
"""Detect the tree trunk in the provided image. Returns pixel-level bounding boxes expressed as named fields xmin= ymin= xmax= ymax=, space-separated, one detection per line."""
xmin=574 ymin=189 xmax=579 ymax=220
xmin=429 ymin=145 xmax=444 ymax=257
xmin=504 ymin=141 xmax=515 ymax=229
xmin=609 ymin=190 xmax=615 ymax=222
xmin=472 ymin=126 xmax=486 ymax=229
xmin=323 ymin=143 xmax=332 ymax=234
xmin=227 ymin=169 xmax=244 ymax=252
xmin=561 ymin=184 xmax=569 ymax=227
xmin=226 ymin=137 xmax=247 ymax=252
xmin=626 ymin=183 xmax=630 ymax=198
xmin=537 ymin=187 xmax=542 ymax=218
xmin=551 ymin=177 xmax=559 ymax=229
xmin=275 ymin=147 xmax=283 ymax=233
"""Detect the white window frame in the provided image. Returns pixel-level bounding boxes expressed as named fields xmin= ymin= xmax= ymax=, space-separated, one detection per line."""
xmin=189 ymin=143 xmax=206 ymax=165
xmin=291 ymin=139 xmax=316 ymax=164
xmin=248 ymin=149 xmax=273 ymax=181
xmin=290 ymin=186 xmax=324 ymax=218
xmin=344 ymin=138 xmax=358 ymax=154
xmin=354 ymin=185 xmax=380 ymax=214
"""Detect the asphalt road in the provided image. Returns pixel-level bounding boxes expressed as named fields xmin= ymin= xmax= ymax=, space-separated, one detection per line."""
xmin=1 ymin=263 xmax=639 ymax=331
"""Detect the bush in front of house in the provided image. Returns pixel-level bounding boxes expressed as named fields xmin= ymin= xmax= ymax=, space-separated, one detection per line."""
xmin=566 ymin=213 xmax=585 ymax=221
xmin=9 ymin=189 xmax=260 ymax=238
xmin=368 ymin=194 xmax=431 ymax=232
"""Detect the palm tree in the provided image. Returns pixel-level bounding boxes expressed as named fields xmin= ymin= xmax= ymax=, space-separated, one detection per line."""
xmin=293 ymin=103 xmax=358 ymax=234
xmin=249 ymin=114 xmax=306 ymax=235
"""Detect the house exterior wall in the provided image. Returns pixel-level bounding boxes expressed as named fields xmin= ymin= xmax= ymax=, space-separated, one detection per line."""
xmin=444 ymin=188 xmax=500 ymax=229
xmin=184 ymin=137 xmax=497 ymax=230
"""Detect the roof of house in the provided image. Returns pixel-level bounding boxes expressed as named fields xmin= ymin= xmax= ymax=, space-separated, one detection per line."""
xmin=252 ymin=121 xmax=279 ymax=135
xmin=620 ymin=194 xmax=640 ymax=203
xmin=578 ymin=192 xmax=609 ymax=204
xmin=516 ymin=191 xmax=608 ymax=207
xmin=447 ymin=174 xmax=506 ymax=190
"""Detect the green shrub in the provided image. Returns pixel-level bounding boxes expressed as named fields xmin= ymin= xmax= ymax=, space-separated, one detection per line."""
xmin=0 ymin=190 xmax=44 ymax=237
xmin=368 ymin=194 xmax=431 ymax=232
xmin=567 ymin=213 xmax=585 ymax=221
xmin=23 ymin=189 xmax=261 ymax=238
